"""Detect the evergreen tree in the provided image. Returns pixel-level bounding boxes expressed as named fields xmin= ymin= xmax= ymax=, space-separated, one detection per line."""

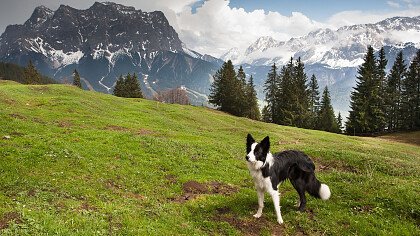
xmin=336 ymin=112 xmax=343 ymax=133
xmin=125 ymin=73 xmax=143 ymax=98
xmin=113 ymin=73 xmax=143 ymax=98
xmin=317 ymin=86 xmax=339 ymax=133
xmin=113 ymin=75 xmax=125 ymax=97
xmin=209 ymin=60 xmax=244 ymax=116
xmin=308 ymin=74 xmax=321 ymax=128
xmin=277 ymin=59 xmax=295 ymax=126
xmin=401 ymin=49 xmax=420 ymax=130
xmin=261 ymin=105 xmax=272 ymax=123
xmin=263 ymin=63 xmax=280 ymax=123
xmin=72 ymin=69 xmax=82 ymax=89
xmin=24 ymin=60 xmax=41 ymax=84
xmin=375 ymin=47 xmax=388 ymax=132
xmin=346 ymin=46 xmax=378 ymax=135
xmin=236 ymin=65 xmax=248 ymax=116
xmin=209 ymin=67 xmax=225 ymax=109
xmin=292 ymin=57 xmax=310 ymax=128
xmin=386 ymin=51 xmax=407 ymax=131
xmin=244 ymin=75 xmax=261 ymax=120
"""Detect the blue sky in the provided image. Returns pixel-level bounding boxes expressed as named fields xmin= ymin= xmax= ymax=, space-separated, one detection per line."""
xmin=228 ymin=0 xmax=418 ymax=20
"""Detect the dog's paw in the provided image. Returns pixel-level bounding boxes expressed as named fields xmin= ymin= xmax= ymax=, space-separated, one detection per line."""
xmin=277 ymin=218 xmax=284 ymax=224
xmin=253 ymin=213 xmax=262 ymax=218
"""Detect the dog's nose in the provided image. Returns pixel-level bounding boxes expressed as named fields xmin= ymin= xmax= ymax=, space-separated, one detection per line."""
xmin=246 ymin=155 xmax=250 ymax=161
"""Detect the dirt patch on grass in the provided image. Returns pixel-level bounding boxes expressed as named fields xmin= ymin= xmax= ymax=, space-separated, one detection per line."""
xmin=165 ymin=174 xmax=178 ymax=184
xmin=136 ymin=129 xmax=155 ymax=136
xmin=0 ymin=212 xmax=22 ymax=230
xmin=57 ymin=120 xmax=72 ymax=128
xmin=378 ymin=131 xmax=420 ymax=146
xmin=104 ymin=125 xmax=130 ymax=132
xmin=9 ymin=113 xmax=26 ymax=120
xmin=29 ymin=86 xmax=50 ymax=93
xmin=352 ymin=205 xmax=374 ymax=214
xmin=78 ymin=201 xmax=97 ymax=212
xmin=213 ymin=207 xmax=285 ymax=236
xmin=104 ymin=179 xmax=146 ymax=201
xmin=170 ymin=181 xmax=238 ymax=203
xmin=312 ymin=157 xmax=359 ymax=173
xmin=27 ymin=189 xmax=36 ymax=197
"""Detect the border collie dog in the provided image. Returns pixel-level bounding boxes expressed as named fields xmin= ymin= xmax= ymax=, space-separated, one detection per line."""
xmin=245 ymin=134 xmax=331 ymax=224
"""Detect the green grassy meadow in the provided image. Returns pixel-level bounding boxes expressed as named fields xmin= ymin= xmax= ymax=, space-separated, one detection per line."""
xmin=0 ymin=80 xmax=419 ymax=235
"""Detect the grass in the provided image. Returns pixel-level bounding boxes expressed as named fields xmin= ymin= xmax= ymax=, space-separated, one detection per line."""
xmin=0 ymin=80 xmax=419 ymax=235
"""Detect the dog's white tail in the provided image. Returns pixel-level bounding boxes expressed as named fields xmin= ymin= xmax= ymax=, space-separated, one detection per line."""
xmin=319 ymin=184 xmax=331 ymax=200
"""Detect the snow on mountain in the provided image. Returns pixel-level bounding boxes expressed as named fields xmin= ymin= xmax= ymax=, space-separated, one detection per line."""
xmin=0 ymin=2 xmax=220 ymax=105
xmin=223 ymin=16 xmax=420 ymax=69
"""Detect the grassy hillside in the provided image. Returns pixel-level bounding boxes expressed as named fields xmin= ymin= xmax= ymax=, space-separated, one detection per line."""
xmin=0 ymin=80 xmax=419 ymax=235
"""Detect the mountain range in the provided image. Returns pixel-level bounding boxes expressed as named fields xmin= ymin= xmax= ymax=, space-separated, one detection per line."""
xmin=0 ymin=2 xmax=419 ymax=114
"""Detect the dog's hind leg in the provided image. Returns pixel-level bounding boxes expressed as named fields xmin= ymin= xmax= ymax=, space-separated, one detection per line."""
xmin=291 ymin=178 xmax=307 ymax=211
xmin=269 ymin=190 xmax=283 ymax=224
xmin=253 ymin=189 xmax=264 ymax=218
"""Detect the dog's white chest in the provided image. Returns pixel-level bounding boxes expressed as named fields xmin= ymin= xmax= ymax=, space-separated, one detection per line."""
xmin=247 ymin=164 xmax=271 ymax=191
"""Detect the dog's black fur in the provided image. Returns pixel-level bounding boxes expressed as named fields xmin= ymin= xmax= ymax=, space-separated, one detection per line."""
xmin=246 ymin=134 xmax=329 ymax=212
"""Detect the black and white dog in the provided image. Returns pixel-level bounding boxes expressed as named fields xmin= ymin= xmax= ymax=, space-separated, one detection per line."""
xmin=245 ymin=134 xmax=331 ymax=224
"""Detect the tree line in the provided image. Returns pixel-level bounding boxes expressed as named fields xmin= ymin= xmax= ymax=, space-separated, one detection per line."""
xmin=208 ymin=58 xmax=341 ymax=133
xmin=262 ymin=58 xmax=342 ymax=133
xmin=346 ymin=47 xmax=420 ymax=135
xmin=0 ymin=61 xmax=56 ymax=84
xmin=208 ymin=60 xmax=261 ymax=120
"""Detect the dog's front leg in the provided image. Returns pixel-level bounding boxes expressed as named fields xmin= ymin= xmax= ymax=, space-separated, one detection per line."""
xmin=270 ymin=190 xmax=284 ymax=224
xmin=253 ymin=189 xmax=264 ymax=218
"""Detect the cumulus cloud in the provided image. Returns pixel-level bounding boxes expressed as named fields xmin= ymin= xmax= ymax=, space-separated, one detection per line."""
xmin=174 ymin=0 xmax=325 ymax=56
xmin=326 ymin=7 xmax=420 ymax=29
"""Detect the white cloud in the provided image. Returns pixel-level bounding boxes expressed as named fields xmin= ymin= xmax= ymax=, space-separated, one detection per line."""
xmin=173 ymin=0 xmax=325 ymax=57
xmin=1 ymin=0 xmax=419 ymax=58
xmin=387 ymin=1 xmax=401 ymax=8
xmin=326 ymin=7 xmax=420 ymax=29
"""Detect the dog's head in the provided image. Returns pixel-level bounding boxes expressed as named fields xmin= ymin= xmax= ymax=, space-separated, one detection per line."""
xmin=246 ymin=134 xmax=270 ymax=169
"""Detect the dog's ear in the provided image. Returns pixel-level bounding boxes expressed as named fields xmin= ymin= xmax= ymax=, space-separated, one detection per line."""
xmin=260 ymin=136 xmax=270 ymax=154
xmin=246 ymin=134 xmax=255 ymax=153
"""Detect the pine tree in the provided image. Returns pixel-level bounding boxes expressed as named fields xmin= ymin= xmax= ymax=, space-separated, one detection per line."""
xmin=24 ymin=60 xmax=41 ymax=84
xmin=209 ymin=67 xmax=225 ymax=109
xmin=113 ymin=73 xmax=143 ymax=98
xmin=209 ymin=60 xmax=244 ymax=116
xmin=401 ymin=49 xmax=420 ymax=130
xmin=125 ymin=73 xmax=143 ymax=98
xmin=236 ymin=65 xmax=248 ymax=116
xmin=72 ymin=69 xmax=82 ymax=89
xmin=346 ymin=46 xmax=378 ymax=135
xmin=308 ymin=74 xmax=321 ymax=129
xmin=336 ymin=112 xmax=343 ymax=133
xmin=293 ymin=57 xmax=310 ymax=128
xmin=263 ymin=63 xmax=280 ymax=123
xmin=245 ymin=75 xmax=261 ymax=120
xmin=113 ymin=75 xmax=125 ymax=97
xmin=386 ymin=51 xmax=407 ymax=131
xmin=375 ymin=47 xmax=388 ymax=132
xmin=317 ymin=86 xmax=339 ymax=133
xmin=277 ymin=59 xmax=295 ymax=126
xmin=261 ymin=105 xmax=272 ymax=123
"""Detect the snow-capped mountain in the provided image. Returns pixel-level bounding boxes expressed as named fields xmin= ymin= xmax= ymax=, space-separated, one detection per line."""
xmin=0 ymin=2 xmax=219 ymax=104
xmin=223 ymin=16 xmax=420 ymax=68
xmin=221 ymin=16 xmax=420 ymax=116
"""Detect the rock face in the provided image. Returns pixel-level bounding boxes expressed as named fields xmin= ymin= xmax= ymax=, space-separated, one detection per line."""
xmin=0 ymin=2 xmax=220 ymax=104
